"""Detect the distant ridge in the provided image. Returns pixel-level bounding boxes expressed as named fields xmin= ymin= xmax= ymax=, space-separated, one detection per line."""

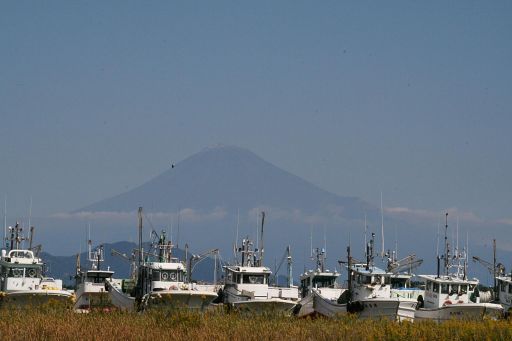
xmin=79 ymin=145 xmax=375 ymax=219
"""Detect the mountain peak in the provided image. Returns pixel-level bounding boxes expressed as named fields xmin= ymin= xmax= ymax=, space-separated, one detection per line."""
xmin=79 ymin=146 xmax=372 ymax=219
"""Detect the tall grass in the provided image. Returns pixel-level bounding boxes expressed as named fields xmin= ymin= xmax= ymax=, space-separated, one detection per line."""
xmin=0 ymin=308 xmax=511 ymax=340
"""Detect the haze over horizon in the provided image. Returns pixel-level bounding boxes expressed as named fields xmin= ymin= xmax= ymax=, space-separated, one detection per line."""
xmin=1 ymin=2 xmax=511 ymax=264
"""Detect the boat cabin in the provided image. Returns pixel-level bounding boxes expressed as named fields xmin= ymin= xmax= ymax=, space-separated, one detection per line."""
xmin=144 ymin=260 xmax=187 ymax=291
xmin=223 ymin=265 xmax=273 ymax=299
xmin=225 ymin=266 xmax=270 ymax=285
xmin=299 ymin=270 xmax=339 ymax=298
xmin=496 ymin=276 xmax=512 ymax=309
xmin=349 ymin=264 xmax=392 ymax=300
xmin=0 ymin=249 xmax=44 ymax=291
xmin=419 ymin=275 xmax=478 ymax=308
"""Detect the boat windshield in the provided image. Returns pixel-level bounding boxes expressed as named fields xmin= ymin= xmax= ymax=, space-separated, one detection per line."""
xmin=152 ymin=270 xmax=185 ymax=282
xmin=9 ymin=251 xmax=33 ymax=259
xmin=242 ymin=274 xmax=266 ymax=284
xmin=312 ymin=276 xmax=335 ymax=288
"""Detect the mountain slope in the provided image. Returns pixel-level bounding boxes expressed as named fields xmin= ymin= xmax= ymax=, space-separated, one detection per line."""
xmin=80 ymin=145 xmax=375 ymax=219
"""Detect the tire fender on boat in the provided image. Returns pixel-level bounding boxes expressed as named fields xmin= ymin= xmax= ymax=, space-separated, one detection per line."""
xmin=443 ymin=300 xmax=452 ymax=306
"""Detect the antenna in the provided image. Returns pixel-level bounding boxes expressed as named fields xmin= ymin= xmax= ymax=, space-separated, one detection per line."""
xmin=28 ymin=195 xmax=32 ymax=232
xmin=3 ymin=196 xmax=6 ymax=248
xmin=259 ymin=211 xmax=265 ymax=266
xmin=380 ymin=191 xmax=385 ymax=258
xmin=436 ymin=219 xmax=440 ymax=257
xmin=29 ymin=226 xmax=34 ymax=250
xmin=456 ymin=215 xmax=459 ymax=256
xmin=176 ymin=208 xmax=180 ymax=249
xmin=286 ymin=245 xmax=292 ymax=288
xmin=88 ymin=222 xmax=91 ymax=248
xmin=323 ymin=225 xmax=327 ymax=259
xmin=170 ymin=219 xmax=173 ymax=244
xmin=138 ymin=207 xmax=143 ymax=265
xmin=444 ymin=212 xmax=449 ymax=276
xmin=394 ymin=225 xmax=398 ymax=259
xmin=310 ymin=225 xmax=313 ymax=259
xmin=364 ymin=214 xmax=367 ymax=258
xmin=255 ymin=212 xmax=259 ymax=252
xmin=234 ymin=208 xmax=240 ymax=260
xmin=493 ymin=238 xmax=497 ymax=293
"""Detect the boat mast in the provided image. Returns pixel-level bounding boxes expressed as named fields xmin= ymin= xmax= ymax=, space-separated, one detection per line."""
xmin=259 ymin=211 xmax=265 ymax=266
xmin=3 ymin=196 xmax=6 ymax=249
xmin=443 ymin=212 xmax=449 ymax=276
xmin=14 ymin=222 xmax=22 ymax=249
xmin=234 ymin=209 xmax=239 ymax=263
xmin=380 ymin=191 xmax=385 ymax=258
xmin=286 ymin=245 xmax=292 ymax=288
xmin=493 ymin=239 xmax=497 ymax=295
xmin=347 ymin=244 xmax=353 ymax=301
xmin=29 ymin=226 xmax=34 ymax=250
xmin=28 ymin=195 xmax=32 ymax=234
xmin=138 ymin=207 xmax=143 ymax=267
xmin=366 ymin=232 xmax=375 ymax=271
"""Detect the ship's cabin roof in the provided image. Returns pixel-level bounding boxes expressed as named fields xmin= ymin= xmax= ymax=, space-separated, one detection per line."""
xmin=300 ymin=269 xmax=338 ymax=281
xmin=224 ymin=266 xmax=271 ymax=274
xmin=497 ymin=276 xmax=512 ymax=284
xmin=418 ymin=274 xmax=478 ymax=285
xmin=300 ymin=270 xmax=339 ymax=289
xmin=1 ymin=249 xmax=41 ymax=265
xmin=350 ymin=264 xmax=391 ymax=276
xmin=85 ymin=270 xmax=114 ymax=278
xmin=224 ymin=266 xmax=270 ymax=285
xmin=145 ymin=261 xmax=185 ymax=271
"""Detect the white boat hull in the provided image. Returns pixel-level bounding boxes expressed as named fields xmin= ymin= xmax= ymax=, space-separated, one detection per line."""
xmin=107 ymin=280 xmax=217 ymax=312
xmin=224 ymin=289 xmax=296 ymax=314
xmin=397 ymin=299 xmax=418 ymax=322
xmin=74 ymin=291 xmax=114 ymax=311
xmin=415 ymin=303 xmax=504 ymax=322
xmin=144 ymin=289 xmax=217 ymax=311
xmin=107 ymin=281 xmax=135 ymax=312
xmin=295 ymin=293 xmax=314 ymax=317
xmin=0 ymin=289 xmax=74 ymax=309
xmin=313 ymin=291 xmax=400 ymax=320
xmin=230 ymin=298 xmax=296 ymax=314
xmin=312 ymin=290 xmax=347 ymax=317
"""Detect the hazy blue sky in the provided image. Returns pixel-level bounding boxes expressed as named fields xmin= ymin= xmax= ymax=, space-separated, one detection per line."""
xmin=1 ymin=1 xmax=511 ymax=223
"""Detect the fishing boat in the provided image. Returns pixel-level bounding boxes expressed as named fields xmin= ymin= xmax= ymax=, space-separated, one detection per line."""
xmin=221 ymin=212 xmax=298 ymax=314
xmin=414 ymin=213 xmax=504 ymax=322
xmin=312 ymin=233 xmax=414 ymax=320
xmin=295 ymin=247 xmax=345 ymax=317
xmin=107 ymin=207 xmax=217 ymax=311
xmin=0 ymin=223 xmax=73 ymax=308
xmin=73 ymin=241 xmax=115 ymax=312
xmin=472 ymin=239 xmax=511 ymax=315
xmin=496 ymin=274 xmax=512 ymax=315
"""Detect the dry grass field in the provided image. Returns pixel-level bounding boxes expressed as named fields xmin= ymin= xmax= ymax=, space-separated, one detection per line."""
xmin=1 ymin=307 xmax=511 ymax=341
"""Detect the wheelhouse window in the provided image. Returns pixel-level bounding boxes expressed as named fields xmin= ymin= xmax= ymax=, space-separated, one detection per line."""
xmin=9 ymin=268 xmax=25 ymax=278
xmin=10 ymin=251 xmax=33 ymax=259
xmin=441 ymin=283 xmax=449 ymax=294
xmin=152 ymin=270 xmax=184 ymax=282
xmin=508 ymin=283 xmax=512 ymax=294
xmin=426 ymin=281 xmax=432 ymax=292
xmin=460 ymin=284 xmax=468 ymax=295
xmin=242 ymin=274 xmax=266 ymax=284
xmin=433 ymin=282 xmax=440 ymax=293
xmin=501 ymin=281 xmax=507 ymax=292
xmin=312 ymin=276 xmax=335 ymax=288
xmin=226 ymin=271 xmax=233 ymax=283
